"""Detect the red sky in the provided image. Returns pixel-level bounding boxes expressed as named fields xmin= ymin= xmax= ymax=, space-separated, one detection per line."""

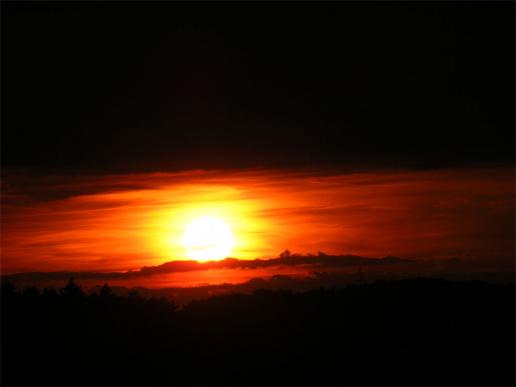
xmin=1 ymin=166 xmax=514 ymax=275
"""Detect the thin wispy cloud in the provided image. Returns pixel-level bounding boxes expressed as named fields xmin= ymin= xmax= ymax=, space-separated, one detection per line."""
xmin=2 ymin=166 xmax=514 ymax=274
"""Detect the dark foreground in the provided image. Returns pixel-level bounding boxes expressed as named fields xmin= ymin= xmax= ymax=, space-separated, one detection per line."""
xmin=1 ymin=278 xmax=514 ymax=386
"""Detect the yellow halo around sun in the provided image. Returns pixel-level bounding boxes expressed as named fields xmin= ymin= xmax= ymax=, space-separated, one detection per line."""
xmin=181 ymin=216 xmax=235 ymax=261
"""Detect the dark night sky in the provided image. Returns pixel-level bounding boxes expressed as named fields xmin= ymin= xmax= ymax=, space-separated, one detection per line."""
xmin=2 ymin=1 xmax=514 ymax=174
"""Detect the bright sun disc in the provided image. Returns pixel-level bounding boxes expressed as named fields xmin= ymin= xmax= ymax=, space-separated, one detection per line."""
xmin=181 ymin=216 xmax=235 ymax=261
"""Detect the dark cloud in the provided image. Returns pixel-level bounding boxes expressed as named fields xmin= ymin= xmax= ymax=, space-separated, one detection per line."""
xmin=5 ymin=251 xmax=514 ymax=284
xmin=4 ymin=253 xmax=514 ymax=306
xmin=3 ymin=253 xmax=409 ymax=282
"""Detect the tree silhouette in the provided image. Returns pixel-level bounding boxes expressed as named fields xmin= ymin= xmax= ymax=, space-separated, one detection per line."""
xmin=99 ymin=283 xmax=114 ymax=298
xmin=21 ymin=286 xmax=40 ymax=299
xmin=1 ymin=278 xmax=17 ymax=298
xmin=0 ymin=277 xmax=514 ymax=386
xmin=60 ymin=277 xmax=84 ymax=300
xmin=128 ymin=289 xmax=142 ymax=301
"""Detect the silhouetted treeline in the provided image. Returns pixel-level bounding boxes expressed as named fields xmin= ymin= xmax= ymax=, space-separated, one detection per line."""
xmin=1 ymin=278 xmax=514 ymax=386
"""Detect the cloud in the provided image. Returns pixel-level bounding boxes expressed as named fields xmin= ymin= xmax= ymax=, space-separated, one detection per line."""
xmin=3 ymin=253 xmax=408 ymax=282
xmin=1 ymin=166 xmax=514 ymax=274
xmin=4 ymin=253 xmax=514 ymax=306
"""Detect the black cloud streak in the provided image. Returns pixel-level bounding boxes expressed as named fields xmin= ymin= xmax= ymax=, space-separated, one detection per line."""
xmin=3 ymin=254 xmax=408 ymax=282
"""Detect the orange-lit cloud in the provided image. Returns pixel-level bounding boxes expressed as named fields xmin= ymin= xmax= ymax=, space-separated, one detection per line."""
xmin=1 ymin=166 xmax=514 ymax=274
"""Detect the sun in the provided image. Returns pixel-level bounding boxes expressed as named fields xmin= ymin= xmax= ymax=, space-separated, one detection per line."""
xmin=181 ymin=216 xmax=235 ymax=261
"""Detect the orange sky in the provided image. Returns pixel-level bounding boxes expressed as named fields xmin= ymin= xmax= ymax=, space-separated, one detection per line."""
xmin=1 ymin=166 xmax=514 ymax=274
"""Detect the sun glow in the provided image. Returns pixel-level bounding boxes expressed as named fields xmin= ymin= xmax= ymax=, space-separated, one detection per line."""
xmin=181 ymin=216 xmax=235 ymax=261
xmin=2 ymin=168 xmax=513 ymax=273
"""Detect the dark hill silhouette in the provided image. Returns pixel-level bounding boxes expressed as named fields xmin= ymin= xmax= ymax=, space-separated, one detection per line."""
xmin=1 ymin=277 xmax=514 ymax=386
xmin=3 ymin=252 xmax=514 ymax=306
xmin=5 ymin=253 xmax=514 ymax=289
